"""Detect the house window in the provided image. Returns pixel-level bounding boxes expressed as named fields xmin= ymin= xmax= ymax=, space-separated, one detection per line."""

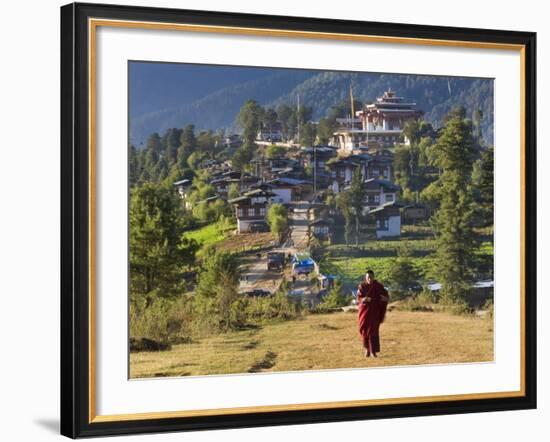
xmin=374 ymin=195 xmax=380 ymax=203
xmin=372 ymin=169 xmax=380 ymax=177
xmin=248 ymin=208 xmax=255 ymax=217
xmin=331 ymin=171 xmax=336 ymax=177
xmin=237 ymin=208 xmax=244 ymax=217
xmin=259 ymin=207 xmax=266 ymax=216
xmin=318 ymin=161 xmax=325 ymax=169
xmin=385 ymin=194 xmax=394 ymax=202
xmin=339 ymin=170 xmax=345 ymax=178
xmin=376 ymin=219 xmax=389 ymax=230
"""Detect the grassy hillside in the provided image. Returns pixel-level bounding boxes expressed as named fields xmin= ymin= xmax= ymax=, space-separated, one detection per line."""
xmin=130 ymin=310 xmax=493 ymax=378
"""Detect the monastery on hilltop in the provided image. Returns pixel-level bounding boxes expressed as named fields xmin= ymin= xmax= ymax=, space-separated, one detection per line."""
xmin=334 ymin=89 xmax=423 ymax=154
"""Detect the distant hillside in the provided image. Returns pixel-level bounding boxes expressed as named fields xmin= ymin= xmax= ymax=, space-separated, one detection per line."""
xmin=130 ymin=70 xmax=493 ymax=146
xmin=130 ymin=70 xmax=315 ymax=146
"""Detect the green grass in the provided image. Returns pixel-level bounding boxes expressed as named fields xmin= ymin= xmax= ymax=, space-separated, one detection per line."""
xmin=321 ymin=224 xmax=493 ymax=288
xmin=182 ymin=220 xmax=236 ymax=256
xmin=320 ymin=255 xmax=432 ymax=288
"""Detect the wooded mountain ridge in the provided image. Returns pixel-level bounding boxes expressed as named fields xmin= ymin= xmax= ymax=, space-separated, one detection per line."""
xmin=130 ymin=70 xmax=493 ymax=146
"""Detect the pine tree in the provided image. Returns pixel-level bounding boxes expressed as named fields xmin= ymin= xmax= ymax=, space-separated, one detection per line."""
xmin=477 ymin=146 xmax=494 ymax=227
xmin=430 ymin=107 xmax=479 ymax=302
xmin=129 ymin=183 xmax=198 ymax=305
xmin=177 ymin=124 xmax=196 ymax=167
xmin=316 ymin=117 xmax=337 ymax=145
xmin=262 ymin=107 xmax=278 ymax=134
xmin=300 ymin=122 xmax=316 ymax=147
xmin=129 ymin=144 xmax=139 ymax=187
xmin=163 ymin=128 xmax=182 ymax=166
xmin=238 ymin=99 xmax=263 ymax=145
xmin=145 ymin=132 xmax=162 ymax=164
xmin=231 ymin=143 xmax=254 ymax=172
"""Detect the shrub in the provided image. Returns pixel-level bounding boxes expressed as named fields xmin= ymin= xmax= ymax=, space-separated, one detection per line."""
xmin=193 ymin=248 xmax=242 ymax=333
xmin=245 ymin=289 xmax=302 ymax=323
xmin=396 ymin=290 xmax=435 ymax=312
xmin=386 ymin=243 xmax=422 ymax=300
xmin=435 ymin=297 xmax=474 ymax=315
xmin=267 ymin=204 xmax=289 ymax=242
xmin=129 ymin=295 xmax=193 ymax=345
xmin=318 ymin=280 xmax=350 ymax=309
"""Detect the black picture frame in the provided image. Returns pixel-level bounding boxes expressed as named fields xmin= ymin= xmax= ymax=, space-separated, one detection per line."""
xmin=60 ymin=2 xmax=537 ymax=438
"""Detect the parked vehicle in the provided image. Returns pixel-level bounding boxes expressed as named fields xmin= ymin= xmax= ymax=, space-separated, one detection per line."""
xmin=244 ymin=289 xmax=271 ymax=297
xmin=267 ymin=251 xmax=285 ymax=271
xmin=292 ymin=253 xmax=315 ymax=275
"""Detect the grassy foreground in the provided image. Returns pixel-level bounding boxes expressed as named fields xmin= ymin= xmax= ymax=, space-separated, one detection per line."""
xmin=130 ymin=310 xmax=493 ymax=378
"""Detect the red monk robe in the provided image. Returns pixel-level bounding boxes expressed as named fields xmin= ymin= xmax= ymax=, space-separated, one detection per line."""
xmin=357 ymin=280 xmax=389 ymax=355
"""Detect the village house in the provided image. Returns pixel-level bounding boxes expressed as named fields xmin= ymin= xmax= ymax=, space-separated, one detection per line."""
xmin=173 ymin=179 xmax=193 ymax=209
xmin=223 ymin=134 xmax=243 ymax=149
xmin=427 ymin=280 xmax=493 ymax=307
xmin=327 ymin=153 xmax=382 ymax=193
xmin=195 ymin=195 xmax=225 ymax=206
xmin=268 ymin=157 xmax=299 ymax=174
xmin=363 ymin=149 xmax=394 ymax=181
xmin=362 ymin=178 xmax=400 ymax=210
xmin=333 ymin=127 xmax=370 ymax=155
xmin=250 ymin=156 xmax=299 ymax=181
xmin=257 ymin=121 xmax=284 ymax=142
xmin=301 ymin=146 xmax=337 ymax=189
xmin=327 ymin=158 xmax=360 ymax=193
xmin=228 ymin=184 xmax=275 ymax=233
xmin=173 ymin=178 xmax=192 ymax=196
xmin=265 ymin=177 xmax=312 ymax=204
xmin=209 ymin=171 xmax=259 ymax=195
xmin=369 ymin=201 xmax=402 ymax=238
xmin=309 ymin=218 xmax=334 ymax=241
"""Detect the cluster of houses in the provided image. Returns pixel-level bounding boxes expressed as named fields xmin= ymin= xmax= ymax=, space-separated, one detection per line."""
xmin=174 ymin=90 xmax=431 ymax=240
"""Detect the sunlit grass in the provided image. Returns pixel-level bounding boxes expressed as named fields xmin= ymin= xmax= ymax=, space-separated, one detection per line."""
xmin=130 ymin=310 xmax=493 ymax=378
xmin=182 ymin=221 xmax=235 ymax=255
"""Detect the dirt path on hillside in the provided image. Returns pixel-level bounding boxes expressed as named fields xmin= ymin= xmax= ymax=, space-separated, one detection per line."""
xmin=237 ymin=200 xmax=321 ymax=304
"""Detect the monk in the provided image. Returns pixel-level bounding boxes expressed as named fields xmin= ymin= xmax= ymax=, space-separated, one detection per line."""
xmin=357 ymin=269 xmax=389 ymax=358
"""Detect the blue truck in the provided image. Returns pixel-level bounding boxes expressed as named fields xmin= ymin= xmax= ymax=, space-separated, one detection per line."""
xmin=291 ymin=253 xmax=315 ymax=275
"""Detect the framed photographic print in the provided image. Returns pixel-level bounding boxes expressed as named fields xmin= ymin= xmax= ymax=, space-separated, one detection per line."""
xmin=60 ymin=1 xmax=537 ymax=438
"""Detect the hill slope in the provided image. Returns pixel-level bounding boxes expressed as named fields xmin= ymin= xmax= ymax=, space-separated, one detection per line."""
xmin=130 ymin=70 xmax=315 ymax=145
xmin=131 ymin=69 xmax=494 ymax=146
xmin=130 ymin=310 xmax=493 ymax=378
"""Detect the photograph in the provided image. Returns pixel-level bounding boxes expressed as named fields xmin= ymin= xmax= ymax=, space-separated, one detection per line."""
xmin=127 ymin=62 xmax=496 ymax=378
